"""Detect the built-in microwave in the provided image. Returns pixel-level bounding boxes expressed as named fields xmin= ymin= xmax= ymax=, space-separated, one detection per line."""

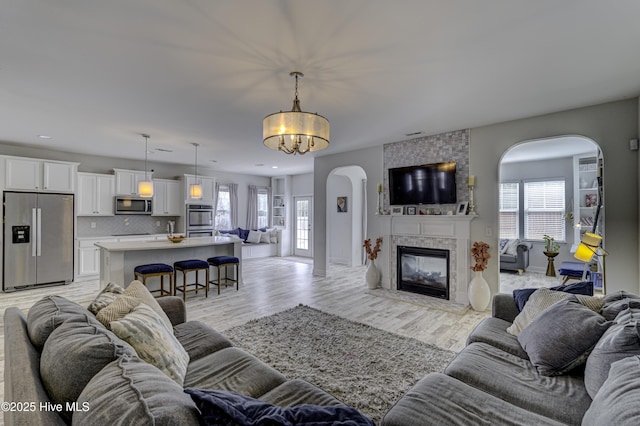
xmin=115 ymin=196 xmax=152 ymax=215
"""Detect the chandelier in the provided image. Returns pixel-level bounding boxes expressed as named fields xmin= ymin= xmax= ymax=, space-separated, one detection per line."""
xmin=263 ymin=71 xmax=329 ymax=155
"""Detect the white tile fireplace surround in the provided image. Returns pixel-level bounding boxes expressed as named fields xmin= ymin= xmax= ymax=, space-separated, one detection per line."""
xmin=390 ymin=215 xmax=475 ymax=305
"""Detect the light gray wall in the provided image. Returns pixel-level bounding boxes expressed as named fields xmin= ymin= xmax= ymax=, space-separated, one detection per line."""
xmin=472 ymin=98 xmax=639 ymax=295
xmin=291 ymin=173 xmax=313 ymax=196
xmin=328 ymin=175 xmax=353 ymax=265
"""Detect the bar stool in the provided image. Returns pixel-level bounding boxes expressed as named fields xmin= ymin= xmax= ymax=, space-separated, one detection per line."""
xmin=133 ymin=263 xmax=174 ymax=298
xmin=207 ymin=256 xmax=239 ymax=295
xmin=173 ymin=259 xmax=209 ymax=301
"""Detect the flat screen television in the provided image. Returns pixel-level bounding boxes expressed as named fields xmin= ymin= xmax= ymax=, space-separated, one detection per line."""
xmin=389 ymin=162 xmax=457 ymax=205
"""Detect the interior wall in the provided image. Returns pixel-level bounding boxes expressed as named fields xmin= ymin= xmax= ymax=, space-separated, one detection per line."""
xmin=471 ymin=98 xmax=639 ymax=295
xmin=291 ymin=173 xmax=313 ymax=196
xmin=327 ymin=174 xmax=353 ymax=265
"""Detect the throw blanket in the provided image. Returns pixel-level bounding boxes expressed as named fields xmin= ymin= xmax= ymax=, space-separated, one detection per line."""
xmin=185 ymin=388 xmax=375 ymax=426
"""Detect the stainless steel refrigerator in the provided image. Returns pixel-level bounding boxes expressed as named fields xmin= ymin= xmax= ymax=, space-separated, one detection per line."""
xmin=3 ymin=191 xmax=74 ymax=291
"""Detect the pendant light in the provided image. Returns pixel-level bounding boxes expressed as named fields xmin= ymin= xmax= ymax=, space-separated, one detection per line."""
xmin=138 ymin=134 xmax=153 ymax=198
xmin=189 ymin=143 xmax=203 ymax=199
xmin=263 ymin=71 xmax=329 ymax=155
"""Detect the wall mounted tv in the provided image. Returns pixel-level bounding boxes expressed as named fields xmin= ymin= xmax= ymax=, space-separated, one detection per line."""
xmin=389 ymin=162 xmax=457 ymax=205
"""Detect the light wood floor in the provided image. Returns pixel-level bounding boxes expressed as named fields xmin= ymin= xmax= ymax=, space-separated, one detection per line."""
xmin=0 ymin=257 xmax=490 ymax=405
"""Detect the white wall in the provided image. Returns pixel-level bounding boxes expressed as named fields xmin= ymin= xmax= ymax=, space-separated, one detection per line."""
xmin=327 ymin=175 xmax=352 ymax=264
xmin=292 ymin=173 xmax=313 ymax=196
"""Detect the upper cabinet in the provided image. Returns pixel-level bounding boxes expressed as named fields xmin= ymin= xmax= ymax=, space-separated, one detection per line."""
xmin=113 ymin=168 xmax=152 ymax=196
xmin=3 ymin=157 xmax=78 ymax=193
xmin=183 ymin=174 xmax=215 ymax=203
xmin=152 ymin=179 xmax=182 ymax=216
xmin=77 ymin=172 xmax=115 ymax=216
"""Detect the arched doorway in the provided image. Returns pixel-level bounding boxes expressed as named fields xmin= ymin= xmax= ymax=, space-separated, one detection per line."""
xmin=498 ymin=136 xmax=604 ymax=293
xmin=326 ymin=166 xmax=367 ymax=267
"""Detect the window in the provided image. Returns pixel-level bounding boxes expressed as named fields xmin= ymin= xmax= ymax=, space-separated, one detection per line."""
xmin=215 ymin=185 xmax=231 ymax=230
xmin=524 ymin=180 xmax=565 ymax=241
xmin=257 ymin=188 xmax=269 ymax=229
xmin=499 ymin=182 xmax=519 ymax=239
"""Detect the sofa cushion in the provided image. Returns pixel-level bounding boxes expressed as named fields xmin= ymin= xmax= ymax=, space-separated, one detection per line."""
xmin=601 ymin=298 xmax=640 ymax=321
xmin=246 ymin=230 xmax=262 ymax=243
xmin=517 ymin=297 xmax=612 ymax=376
xmin=513 ymin=281 xmax=594 ymax=312
xmin=184 ymin=347 xmax=287 ymax=398
xmin=87 ymin=282 xmax=125 ymax=315
xmin=26 ymin=295 xmax=89 ymax=351
xmin=583 ymin=355 xmax=640 ymax=426
xmin=173 ymin=320 xmax=233 ymax=361
xmin=74 ymin=355 xmax=200 ymax=425
xmin=259 ymin=379 xmax=344 ymax=408
xmin=382 ymin=373 xmax=566 ymax=426
xmin=95 ymin=280 xmax=173 ymax=331
xmin=444 ymin=342 xmax=592 ymax=424
xmin=507 ymin=288 xmax=604 ymax=336
xmin=466 ymin=317 xmax=529 ymax=359
xmin=40 ymin=314 xmax=136 ymax=422
xmin=184 ymin=388 xmax=375 ymax=426
xmin=584 ymin=305 xmax=640 ymax=398
xmin=110 ymin=302 xmax=189 ymax=385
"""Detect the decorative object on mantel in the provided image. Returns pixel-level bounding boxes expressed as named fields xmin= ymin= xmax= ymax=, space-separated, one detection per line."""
xmin=467 ymin=175 xmax=476 ymax=215
xmin=376 ymin=183 xmax=383 ymax=215
xmin=138 ymin=134 xmax=153 ymax=198
xmin=363 ymin=237 xmax=383 ymax=289
xmin=468 ymin=241 xmax=491 ymax=311
xmin=263 ymin=71 xmax=330 ymax=155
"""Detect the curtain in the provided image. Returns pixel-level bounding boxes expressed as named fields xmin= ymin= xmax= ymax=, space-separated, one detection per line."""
xmin=247 ymin=185 xmax=258 ymax=230
xmin=229 ymin=183 xmax=238 ymax=229
xmin=266 ymin=186 xmax=272 ymax=227
xmin=213 ymin=182 xmax=220 ymax=218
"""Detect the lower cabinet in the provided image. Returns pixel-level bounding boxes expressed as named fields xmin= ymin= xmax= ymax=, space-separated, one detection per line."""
xmin=76 ymin=238 xmax=117 ymax=280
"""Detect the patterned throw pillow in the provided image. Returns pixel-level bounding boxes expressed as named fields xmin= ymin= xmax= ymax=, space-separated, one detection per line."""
xmin=87 ymin=282 xmax=125 ymax=315
xmin=507 ymin=288 xmax=604 ymax=336
xmin=110 ymin=303 xmax=189 ymax=385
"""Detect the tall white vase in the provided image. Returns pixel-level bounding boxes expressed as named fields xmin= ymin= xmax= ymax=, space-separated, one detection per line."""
xmin=468 ymin=270 xmax=490 ymax=311
xmin=366 ymin=259 xmax=380 ymax=289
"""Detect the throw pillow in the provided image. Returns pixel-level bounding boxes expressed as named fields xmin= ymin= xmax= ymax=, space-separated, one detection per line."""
xmin=583 ymin=356 xmax=640 ymax=426
xmin=40 ymin=314 xmax=136 ymax=422
xmin=74 ymin=355 xmax=200 ymax=425
xmin=513 ymin=281 xmax=594 ymax=312
xmin=185 ymin=388 xmax=375 ymax=426
xmin=602 ymin=297 xmax=640 ymax=321
xmin=87 ymin=282 xmax=125 ymax=315
xmin=26 ymin=295 xmax=89 ymax=351
xmin=517 ymin=296 xmax=612 ymax=376
xmin=110 ymin=303 xmax=189 ymax=385
xmin=498 ymin=238 xmax=509 ymax=254
xmin=504 ymin=239 xmax=520 ymax=256
xmin=246 ymin=230 xmax=262 ymax=244
xmin=507 ymin=288 xmax=604 ymax=336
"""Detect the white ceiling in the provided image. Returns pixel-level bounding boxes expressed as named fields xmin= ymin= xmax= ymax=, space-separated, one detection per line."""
xmin=501 ymin=136 xmax=598 ymax=164
xmin=1 ymin=1 xmax=639 ymax=177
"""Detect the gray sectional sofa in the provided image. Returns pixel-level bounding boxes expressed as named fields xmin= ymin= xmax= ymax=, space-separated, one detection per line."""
xmin=4 ymin=291 xmax=369 ymax=425
xmin=382 ymin=291 xmax=640 ymax=425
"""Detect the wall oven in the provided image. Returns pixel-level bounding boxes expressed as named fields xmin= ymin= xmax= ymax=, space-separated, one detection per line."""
xmin=186 ymin=204 xmax=214 ymax=237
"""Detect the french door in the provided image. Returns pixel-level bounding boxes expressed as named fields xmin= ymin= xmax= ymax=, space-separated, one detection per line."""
xmin=294 ymin=196 xmax=312 ymax=257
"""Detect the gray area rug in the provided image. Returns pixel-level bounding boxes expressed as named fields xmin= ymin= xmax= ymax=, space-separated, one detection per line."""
xmin=224 ymin=305 xmax=456 ymax=424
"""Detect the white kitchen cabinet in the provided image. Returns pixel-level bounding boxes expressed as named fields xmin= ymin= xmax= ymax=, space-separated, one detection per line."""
xmin=114 ymin=168 xmax=151 ymax=196
xmin=77 ymin=172 xmax=115 ymax=216
xmin=4 ymin=157 xmax=77 ymax=192
xmin=76 ymin=237 xmax=117 ymax=279
xmin=152 ymin=179 xmax=183 ymax=216
xmin=183 ymin=174 xmax=215 ymax=203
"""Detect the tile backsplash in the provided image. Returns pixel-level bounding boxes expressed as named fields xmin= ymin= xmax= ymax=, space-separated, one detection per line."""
xmin=77 ymin=216 xmax=178 ymax=237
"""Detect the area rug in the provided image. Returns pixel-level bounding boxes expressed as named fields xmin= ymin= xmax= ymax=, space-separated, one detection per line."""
xmin=224 ymin=305 xmax=456 ymax=424
xmin=365 ymin=287 xmax=470 ymax=315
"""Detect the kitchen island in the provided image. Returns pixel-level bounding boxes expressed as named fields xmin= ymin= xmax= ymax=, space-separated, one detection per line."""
xmin=95 ymin=236 xmax=242 ymax=289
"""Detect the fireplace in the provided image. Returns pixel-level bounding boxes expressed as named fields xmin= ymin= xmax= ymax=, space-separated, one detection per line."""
xmin=397 ymin=246 xmax=450 ymax=299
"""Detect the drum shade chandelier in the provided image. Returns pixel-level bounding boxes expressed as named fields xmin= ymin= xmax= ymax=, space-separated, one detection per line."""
xmin=138 ymin=134 xmax=153 ymax=198
xmin=263 ymin=71 xmax=330 ymax=155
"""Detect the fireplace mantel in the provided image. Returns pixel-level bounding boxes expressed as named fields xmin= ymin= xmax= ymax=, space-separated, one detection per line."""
xmin=389 ymin=215 xmax=476 ymax=305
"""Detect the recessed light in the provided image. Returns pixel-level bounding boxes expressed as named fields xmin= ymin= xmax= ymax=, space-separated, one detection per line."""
xmin=38 ymin=135 xmax=52 ymax=139
xmin=272 ymin=166 xmax=278 ymax=169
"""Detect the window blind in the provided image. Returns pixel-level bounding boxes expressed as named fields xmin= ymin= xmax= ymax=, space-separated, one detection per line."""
xmin=499 ymin=182 xmax=519 ymax=239
xmin=524 ymin=180 xmax=565 ymax=241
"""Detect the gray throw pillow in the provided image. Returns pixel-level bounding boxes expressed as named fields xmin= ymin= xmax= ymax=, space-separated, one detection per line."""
xmin=74 ymin=355 xmax=200 ymax=425
xmin=26 ymin=295 xmax=88 ymax=351
xmin=584 ymin=306 xmax=640 ymax=398
xmin=518 ymin=296 xmax=612 ymax=376
xmin=40 ymin=314 xmax=136 ymax=422
xmin=583 ymin=355 xmax=640 ymax=426
xmin=601 ymin=298 xmax=640 ymax=321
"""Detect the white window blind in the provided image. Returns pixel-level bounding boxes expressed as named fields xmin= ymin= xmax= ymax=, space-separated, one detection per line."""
xmin=524 ymin=180 xmax=565 ymax=241
xmin=215 ymin=185 xmax=231 ymax=230
xmin=499 ymin=182 xmax=519 ymax=239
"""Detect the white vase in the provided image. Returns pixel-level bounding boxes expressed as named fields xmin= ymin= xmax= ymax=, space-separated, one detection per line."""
xmin=366 ymin=259 xmax=380 ymax=289
xmin=468 ymin=270 xmax=490 ymax=311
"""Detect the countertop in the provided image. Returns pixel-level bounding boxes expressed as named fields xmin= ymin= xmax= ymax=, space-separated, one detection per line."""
xmin=94 ymin=236 xmax=240 ymax=252
xmin=76 ymin=234 xmax=169 ymax=241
